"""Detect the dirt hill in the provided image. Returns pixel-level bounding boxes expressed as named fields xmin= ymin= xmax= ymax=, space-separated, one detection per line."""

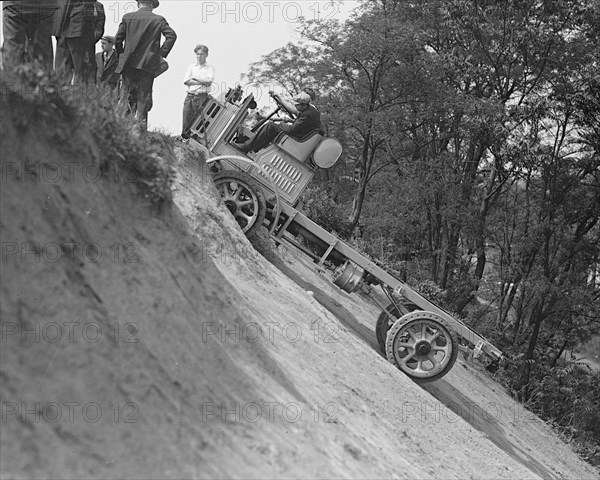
xmin=1 ymin=94 xmax=598 ymax=479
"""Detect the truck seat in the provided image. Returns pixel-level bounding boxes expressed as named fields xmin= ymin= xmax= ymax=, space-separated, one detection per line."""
xmin=276 ymin=131 xmax=324 ymax=163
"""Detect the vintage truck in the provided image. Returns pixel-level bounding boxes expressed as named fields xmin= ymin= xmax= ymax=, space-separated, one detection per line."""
xmin=186 ymin=88 xmax=505 ymax=383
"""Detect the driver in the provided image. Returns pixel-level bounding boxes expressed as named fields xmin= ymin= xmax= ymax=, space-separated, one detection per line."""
xmin=235 ymin=90 xmax=322 ymax=154
xmin=274 ymin=87 xmax=317 ymax=118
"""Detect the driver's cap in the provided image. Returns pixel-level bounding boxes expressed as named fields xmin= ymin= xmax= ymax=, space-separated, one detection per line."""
xmin=292 ymin=92 xmax=311 ymax=104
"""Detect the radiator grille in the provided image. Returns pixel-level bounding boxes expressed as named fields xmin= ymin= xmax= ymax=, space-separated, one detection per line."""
xmin=258 ymin=154 xmax=303 ymax=195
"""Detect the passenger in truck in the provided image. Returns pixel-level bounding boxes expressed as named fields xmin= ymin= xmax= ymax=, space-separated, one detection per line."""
xmin=234 ymin=90 xmax=322 ymax=154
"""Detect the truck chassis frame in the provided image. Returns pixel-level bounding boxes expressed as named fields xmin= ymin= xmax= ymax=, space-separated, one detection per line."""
xmin=189 ymin=91 xmax=505 ymax=383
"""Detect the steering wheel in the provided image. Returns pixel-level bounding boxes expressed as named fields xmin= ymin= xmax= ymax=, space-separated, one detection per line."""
xmin=270 ymin=92 xmax=296 ymax=120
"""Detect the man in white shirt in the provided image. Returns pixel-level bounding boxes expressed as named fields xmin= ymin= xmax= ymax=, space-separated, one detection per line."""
xmin=182 ymin=44 xmax=214 ymax=138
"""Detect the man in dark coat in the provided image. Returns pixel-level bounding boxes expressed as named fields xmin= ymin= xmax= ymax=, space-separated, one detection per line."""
xmin=95 ymin=35 xmax=119 ymax=87
xmin=2 ymin=0 xmax=58 ymax=70
xmin=115 ymin=0 xmax=177 ymax=129
xmin=54 ymin=0 xmax=105 ymax=84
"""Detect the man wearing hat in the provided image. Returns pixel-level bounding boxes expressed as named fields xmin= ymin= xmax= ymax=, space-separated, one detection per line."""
xmin=95 ymin=34 xmax=119 ymax=87
xmin=236 ymin=90 xmax=323 ymax=154
xmin=115 ymin=0 xmax=177 ymax=129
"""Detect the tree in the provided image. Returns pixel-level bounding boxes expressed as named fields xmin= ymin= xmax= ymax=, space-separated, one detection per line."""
xmin=243 ymin=42 xmax=327 ymax=99
xmin=382 ymin=0 xmax=596 ymax=312
xmin=298 ymin=0 xmax=430 ymax=235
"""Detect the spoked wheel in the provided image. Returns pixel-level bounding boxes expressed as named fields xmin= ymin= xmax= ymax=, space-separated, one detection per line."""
xmin=213 ymin=171 xmax=266 ymax=238
xmin=375 ymin=302 xmax=419 ymax=353
xmin=385 ymin=311 xmax=458 ymax=383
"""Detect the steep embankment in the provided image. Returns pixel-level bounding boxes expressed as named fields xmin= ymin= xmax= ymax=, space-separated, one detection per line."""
xmin=1 ymin=97 xmax=597 ymax=479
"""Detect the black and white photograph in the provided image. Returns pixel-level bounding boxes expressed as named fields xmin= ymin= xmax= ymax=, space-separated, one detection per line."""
xmin=1 ymin=1 xmax=599 ymax=478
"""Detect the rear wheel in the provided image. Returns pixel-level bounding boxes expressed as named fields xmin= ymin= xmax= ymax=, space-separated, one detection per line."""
xmin=213 ymin=171 xmax=266 ymax=238
xmin=375 ymin=302 xmax=419 ymax=352
xmin=385 ymin=311 xmax=458 ymax=383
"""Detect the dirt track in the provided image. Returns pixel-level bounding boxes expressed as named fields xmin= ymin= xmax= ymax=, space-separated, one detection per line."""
xmin=1 ymin=117 xmax=598 ymax=479
xmin=172 ymin=140 xmax=598 ymax=480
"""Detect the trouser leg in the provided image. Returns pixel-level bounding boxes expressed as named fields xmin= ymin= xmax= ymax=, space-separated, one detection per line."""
xmin=82 ymin=29 xmax=97 ymax=84
xmin=182 ymin=94 xmax=194 ymax=133
xmin=246 ymin=121 xmax=282 ymax=152
xmin=120 ymin=69 xmax=154 ymax=129
xmin=26 ymin=11 xmax=54 ymax=70
xmin=136 ymin=71 xmax=155 ymax=129
xmin=55 ymin=37 xmax=74 ymax=82
xmin=2 ymin=8 xmax=27 ymax=68
xmin=182 ymin=93 xmax=208 ymax=133
xmin=120 ymin=69 xmax=138 ymax=116
xmin=66 ymin=36 xmax=87 ymax=84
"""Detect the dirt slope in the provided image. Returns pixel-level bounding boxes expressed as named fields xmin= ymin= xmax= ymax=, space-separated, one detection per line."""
xmin=1 ymin=106 xmax=598 ymax=479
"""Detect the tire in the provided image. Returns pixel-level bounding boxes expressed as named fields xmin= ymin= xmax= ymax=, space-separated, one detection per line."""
xmin=385 ymin=311 xmax=458 ymax=383
xmin=213 ymin=170 xmax=266 ymax=238
xmin=375 ymin=302 xmax=419 ymax=353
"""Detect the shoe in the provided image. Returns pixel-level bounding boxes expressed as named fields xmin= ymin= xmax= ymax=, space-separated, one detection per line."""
xmin=234 ymin=133 xmax=250 ymax=143
xmin=233 ymin=141 xmax=250 ymax=154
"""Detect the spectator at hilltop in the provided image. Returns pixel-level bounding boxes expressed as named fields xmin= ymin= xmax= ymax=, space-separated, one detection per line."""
xmin=54 ymin=0 xmax=105 ymax=84
xmin=181 ymin=44 xmax=215 ymax=139
xmin=2 ymin=0 xmax=58 ymax=71
xmin=115 ymin=0 xmax=177 ymax=131
xmin=95 ymin=34 xmax=119 ymax=87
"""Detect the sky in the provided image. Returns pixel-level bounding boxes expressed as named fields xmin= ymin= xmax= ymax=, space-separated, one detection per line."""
xmin=1 ymin=0 xmax=360 ymax=133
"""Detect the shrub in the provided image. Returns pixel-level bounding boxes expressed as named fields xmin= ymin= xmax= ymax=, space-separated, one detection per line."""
xmin=1 ymin=63 xmax=175 ymax=205
xmin=491 ymin=349 xmax=600 ymax=463
xmin=300 ymin=183 xmax=350 ymax=235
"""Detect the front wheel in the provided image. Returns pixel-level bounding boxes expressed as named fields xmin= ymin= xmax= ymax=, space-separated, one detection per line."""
xmin=213 ymin=171 xmax=266 ymax=238
xmin=385 ymin=311 xmax=458 ymax=383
